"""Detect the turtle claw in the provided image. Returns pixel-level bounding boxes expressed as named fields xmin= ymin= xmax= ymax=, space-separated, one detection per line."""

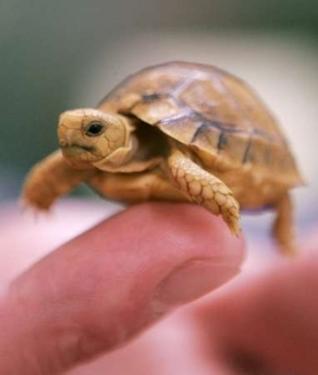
xmin=19 ymin=197 xmax=50 ymax=221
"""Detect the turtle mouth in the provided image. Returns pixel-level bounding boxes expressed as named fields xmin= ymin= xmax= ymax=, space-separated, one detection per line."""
xmin=60 ymin=143 xmax=96 ymax=153
xmin=60 ymin=143 xmax=99 ymax=164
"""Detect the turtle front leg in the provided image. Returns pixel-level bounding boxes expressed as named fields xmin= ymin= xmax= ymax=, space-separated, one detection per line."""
xmin=22 ymin=150 xmax=94 ymax=210
xmin=165 ymin=148 xmax=241 ymax=235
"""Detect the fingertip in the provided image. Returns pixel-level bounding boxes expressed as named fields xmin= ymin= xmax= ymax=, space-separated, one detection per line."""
xmin=114 ymin=202 xmax=246 ymax=264
xmin=105 ymin=202 xmax=246 ymax=306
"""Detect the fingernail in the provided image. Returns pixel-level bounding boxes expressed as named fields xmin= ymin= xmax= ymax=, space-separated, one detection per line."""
xmin=155 ymin=258 xmax=240 ymax=307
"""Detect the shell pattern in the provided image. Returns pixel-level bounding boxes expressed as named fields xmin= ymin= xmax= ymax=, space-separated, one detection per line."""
xmin=99 ymin=61 xmax=302 ymax=187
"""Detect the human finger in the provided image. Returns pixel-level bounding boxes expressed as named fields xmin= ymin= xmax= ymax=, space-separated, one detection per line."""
xmin=0 ymin=202 xmax=245 ymax=375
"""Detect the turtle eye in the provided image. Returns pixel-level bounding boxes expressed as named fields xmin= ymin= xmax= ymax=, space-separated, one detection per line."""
xmin=85 ymin=122 xmax=105 ymax=137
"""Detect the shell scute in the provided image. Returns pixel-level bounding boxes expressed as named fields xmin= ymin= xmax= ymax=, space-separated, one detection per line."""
xmin=131 ymin=96 xmax=181 ymax=125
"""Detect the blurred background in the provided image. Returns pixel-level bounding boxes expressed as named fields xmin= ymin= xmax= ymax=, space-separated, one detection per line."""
xmin=0 ymin=3 xmax=318 ymax=374
xmin=1 ymin=0 xmax=318 ymax=234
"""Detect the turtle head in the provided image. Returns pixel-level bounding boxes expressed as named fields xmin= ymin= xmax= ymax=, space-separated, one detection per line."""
xmin=58 ymin=108 xmax=136 ymax=169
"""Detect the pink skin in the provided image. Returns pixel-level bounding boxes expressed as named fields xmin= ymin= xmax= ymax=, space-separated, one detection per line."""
xmin=0 ymin=202 xmax=244 ymax=374
xmin=0 ymin=201 xmax=317 ymax=374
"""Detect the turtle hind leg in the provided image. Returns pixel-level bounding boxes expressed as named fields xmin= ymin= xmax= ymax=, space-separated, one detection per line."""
xmin=166 ymin=148 xmax=241 ymax=236
xmin=272 ymin=193 xmax=297 ymax=256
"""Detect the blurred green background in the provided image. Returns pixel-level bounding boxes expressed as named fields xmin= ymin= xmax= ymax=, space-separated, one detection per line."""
xmin=1 ymin=0 xmax=317 ymax=210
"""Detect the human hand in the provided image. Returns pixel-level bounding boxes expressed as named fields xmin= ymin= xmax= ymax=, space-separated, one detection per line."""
xmin=1 ymin=201 xmax=317 ymax=375
xmin=0 ymin=202 xmax=244 ymax=374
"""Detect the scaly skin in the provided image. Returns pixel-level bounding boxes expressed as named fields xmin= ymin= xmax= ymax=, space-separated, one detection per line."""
xmin=88 ymin=170 xmax=185 ymax=203
xmin=167 ymin=149 xmax=240 ymax=236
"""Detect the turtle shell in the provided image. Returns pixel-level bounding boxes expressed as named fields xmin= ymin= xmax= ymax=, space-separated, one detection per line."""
xmin=99 ymin=61 xmax=302 ymax=187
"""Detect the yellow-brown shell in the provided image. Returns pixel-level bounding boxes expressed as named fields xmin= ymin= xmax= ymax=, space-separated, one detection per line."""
xmin=99 ymin=61 xmax=302 ymax=187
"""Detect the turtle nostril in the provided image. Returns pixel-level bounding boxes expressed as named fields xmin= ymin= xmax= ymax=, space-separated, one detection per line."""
xmin=85 ymin=122 xmax=105 ymax=137
xmin=59 ymin=140 xmax=67 ymax=147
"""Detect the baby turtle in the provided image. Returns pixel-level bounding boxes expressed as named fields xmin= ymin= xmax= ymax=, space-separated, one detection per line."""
xmin=22 ymin=61 xmax=303 ymax=255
